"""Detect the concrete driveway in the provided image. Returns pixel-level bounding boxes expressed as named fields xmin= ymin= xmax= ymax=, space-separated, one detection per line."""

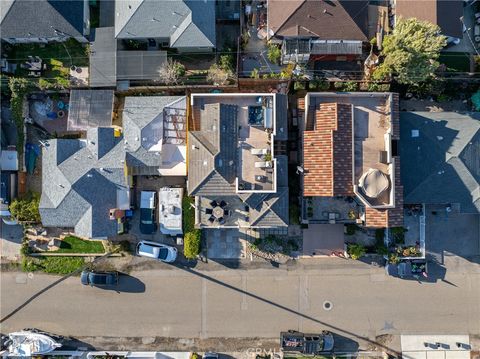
xmin=425 ymin=204 xmax=480 ymax=263
xmin=0 ymin=221 xmax=23 ymax=261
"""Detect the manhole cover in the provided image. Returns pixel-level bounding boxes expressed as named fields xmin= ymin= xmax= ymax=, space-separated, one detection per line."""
xmin=323 ymin=300 xmax=333 ymax=311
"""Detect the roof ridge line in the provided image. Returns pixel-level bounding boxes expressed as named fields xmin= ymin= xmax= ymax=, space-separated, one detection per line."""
xmin=274 ymin=0 xmax=306 ymax=35
xmin=116 ymin=0 xmax=146 ymax=38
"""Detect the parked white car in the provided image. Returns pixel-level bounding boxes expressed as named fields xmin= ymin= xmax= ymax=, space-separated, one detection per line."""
xmin=136 ymin=240 xmax=177 ymax=263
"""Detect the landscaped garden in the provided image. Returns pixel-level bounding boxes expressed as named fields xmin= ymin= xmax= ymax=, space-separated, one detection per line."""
xmin=3 ymin=39 xmax=89 ymax=88
xmin=53 ymin=236 xmax=105 ymax=254
xmin=182 ymin=196 xmax=201 ymax=259
xmin=22 ymin=256 xmax=85 ymax=275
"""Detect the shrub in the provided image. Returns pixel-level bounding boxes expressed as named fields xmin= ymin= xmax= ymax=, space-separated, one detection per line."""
xmin=294 ymin=81 xmax=306 ymax=91
xmin=309 ymin=79 xmax=330 ymax=90
xmin=347 ymin=243 xmax=366 ymax=260
xmin=375 ymin=228 xmax=385 ymax=242
xmin=388 ymin=253 xmax=400 ymax=264
xmin=9 ymin=191 xmax=41 ymax=223
xmin=345 ymin=224 xmax=357 ymax=236
xmin=207 ymin=63 xmax=233 ymax=85
xmin=367 ymin=82 xmax=390 ymax=92
xmin=334 ymin=81 xmax=358 ymax=92
xmin=158 ymin=59 xmax=185 ymax=85
xmin=391 ymin=227 xmax=406 ymax=244
xmin=182 ymin=196 xmax=195 ymax=233
xmin=289 ymin=203 xmax=300 ymax=225
xmin=184 ymin=230 xmax=201 ymax=259
xmin=250 ymin=68 xmax=260 ymax=79
xmin=219 ymin=54 xmax=234 ymax=72
xmin=9 ymin=77 xmax=31 ymax=154
xmin=267 ymin=44 xmax=281 ymax=64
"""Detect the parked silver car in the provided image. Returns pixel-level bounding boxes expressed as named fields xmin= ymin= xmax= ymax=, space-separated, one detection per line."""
xmin=136 ymin=241 xmax=177 ymax=263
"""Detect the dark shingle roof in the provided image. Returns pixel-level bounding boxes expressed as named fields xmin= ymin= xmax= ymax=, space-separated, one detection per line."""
xmin=39 ymin=127 xmax=128 ymax=238
xmin=1 ymin=0 xmax=86 ymax=40
xmin=400 ymin=111 xmax=480 ymax=213
xmin=89 ymin=27 xmax=117 ymax=87
xmin=268 ymin=0 xmax=368 ymax=41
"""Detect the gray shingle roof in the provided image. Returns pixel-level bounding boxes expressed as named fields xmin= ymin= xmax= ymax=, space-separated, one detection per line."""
xmin=39 ymin=127 xmax=128 ymax=238
xmin=400 ymin=111 xmax=480 ymax=213
xmin=187 ymin=103 xmax=238 ymax=196
xmin=1 ymin=0 xmax=86 ymax=40
xmin=249 ymin=187 xmax=289 ymax=227
xmin=123 ymin=96 xmax=186 ymax=176
xmin=89 ymin=27 xmax=116 ymax=87
xmin=114 ymin=0 xmax=215 ymax=48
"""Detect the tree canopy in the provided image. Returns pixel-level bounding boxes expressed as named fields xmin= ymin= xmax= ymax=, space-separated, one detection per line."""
xmin=374 ymin=17 xmax=447 ymax=85
xmin=9 ymin=191 xmax=41 ymax=223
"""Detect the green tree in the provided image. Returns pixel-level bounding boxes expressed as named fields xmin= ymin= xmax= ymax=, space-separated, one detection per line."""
xmin=9 ymin=192 xmax=41 ymax=223
xmin=267 ymin=44 xmax=281 ymax=64
xmin=373 ymin=17 xmax=447 ymax=84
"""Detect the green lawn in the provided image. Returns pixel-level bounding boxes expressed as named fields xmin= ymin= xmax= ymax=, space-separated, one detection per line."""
xmin=54 ymin=236 xmax=105 ymax=254
xmin=3 ymin=39 xmax=89 ymax=87
xmin=6 ymin=39 xmax=89 ymax=67
xmin=22 ymin=256 xmax=85 ymax=275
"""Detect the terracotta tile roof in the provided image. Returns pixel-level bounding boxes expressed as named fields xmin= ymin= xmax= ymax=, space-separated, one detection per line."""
xmin=303 ymin=103 xmax=353 ymax=197
xmin=365 ymin=159 xmax=404 ymax=228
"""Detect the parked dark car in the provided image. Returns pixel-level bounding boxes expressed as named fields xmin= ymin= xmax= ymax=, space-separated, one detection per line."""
xmin=281 ymin=330 xmax=334 ymax=354
xmin=80 ymin=270 xmax=119 ymax=287
xmin=139 ymin=191 xmax=156 ymax=234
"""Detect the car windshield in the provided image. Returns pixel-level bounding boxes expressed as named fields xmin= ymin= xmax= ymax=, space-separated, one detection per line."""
xmin=158 ymin=248 xmax=169 ymax=260
xmin=141 ymin=219 xmax=153 ymax=224
xmin=90 ymin=274 xmax=107 ymax=284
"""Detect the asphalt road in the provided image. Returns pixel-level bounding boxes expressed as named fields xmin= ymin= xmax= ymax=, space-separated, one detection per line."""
xmin=1 ymin=257 xmax=479 ymax=352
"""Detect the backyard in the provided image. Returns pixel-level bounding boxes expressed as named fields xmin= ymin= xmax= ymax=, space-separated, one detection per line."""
xmin=3 ymin=39 xmax=89 ymax=87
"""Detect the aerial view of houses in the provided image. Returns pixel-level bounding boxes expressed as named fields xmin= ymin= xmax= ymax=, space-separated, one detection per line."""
xmin=0 ymin=0 xmax=479 ymax=358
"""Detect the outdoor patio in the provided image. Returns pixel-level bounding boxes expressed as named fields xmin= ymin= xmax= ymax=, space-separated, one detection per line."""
xmin=303 ymin=196 xmax=361 ymax=224
xmin=198 ymin=196 xmax=249 ymax=228
xmin=28 ymin=93 xmax=70 ymax=134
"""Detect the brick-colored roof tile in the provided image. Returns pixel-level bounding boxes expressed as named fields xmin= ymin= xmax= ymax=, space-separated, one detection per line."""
xmin=303 ymin=102 xmax=353 ymax=197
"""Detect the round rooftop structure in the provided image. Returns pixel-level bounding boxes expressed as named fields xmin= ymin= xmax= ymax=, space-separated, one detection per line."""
xmin=359 ymin=168 xmax=389 ymax=198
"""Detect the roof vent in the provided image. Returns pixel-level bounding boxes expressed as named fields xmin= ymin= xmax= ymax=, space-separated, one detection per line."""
xmin=86 ymin=173 xmax=93 ymax=178
xmin=203 ymin=160 xmax=208 ymax=166
xmin=229 ymin=160 xmax=234 ymax=166
xmin=323 ymin=9 xmax=327 ymax=13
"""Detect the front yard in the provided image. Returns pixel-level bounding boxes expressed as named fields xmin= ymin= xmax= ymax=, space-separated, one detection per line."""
xmin=53 ymin=236 xmax=105 ymax=254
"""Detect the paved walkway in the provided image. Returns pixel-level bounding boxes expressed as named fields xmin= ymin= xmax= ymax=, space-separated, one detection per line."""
xmin=0 ymin=221 xmax=23 ymax=261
